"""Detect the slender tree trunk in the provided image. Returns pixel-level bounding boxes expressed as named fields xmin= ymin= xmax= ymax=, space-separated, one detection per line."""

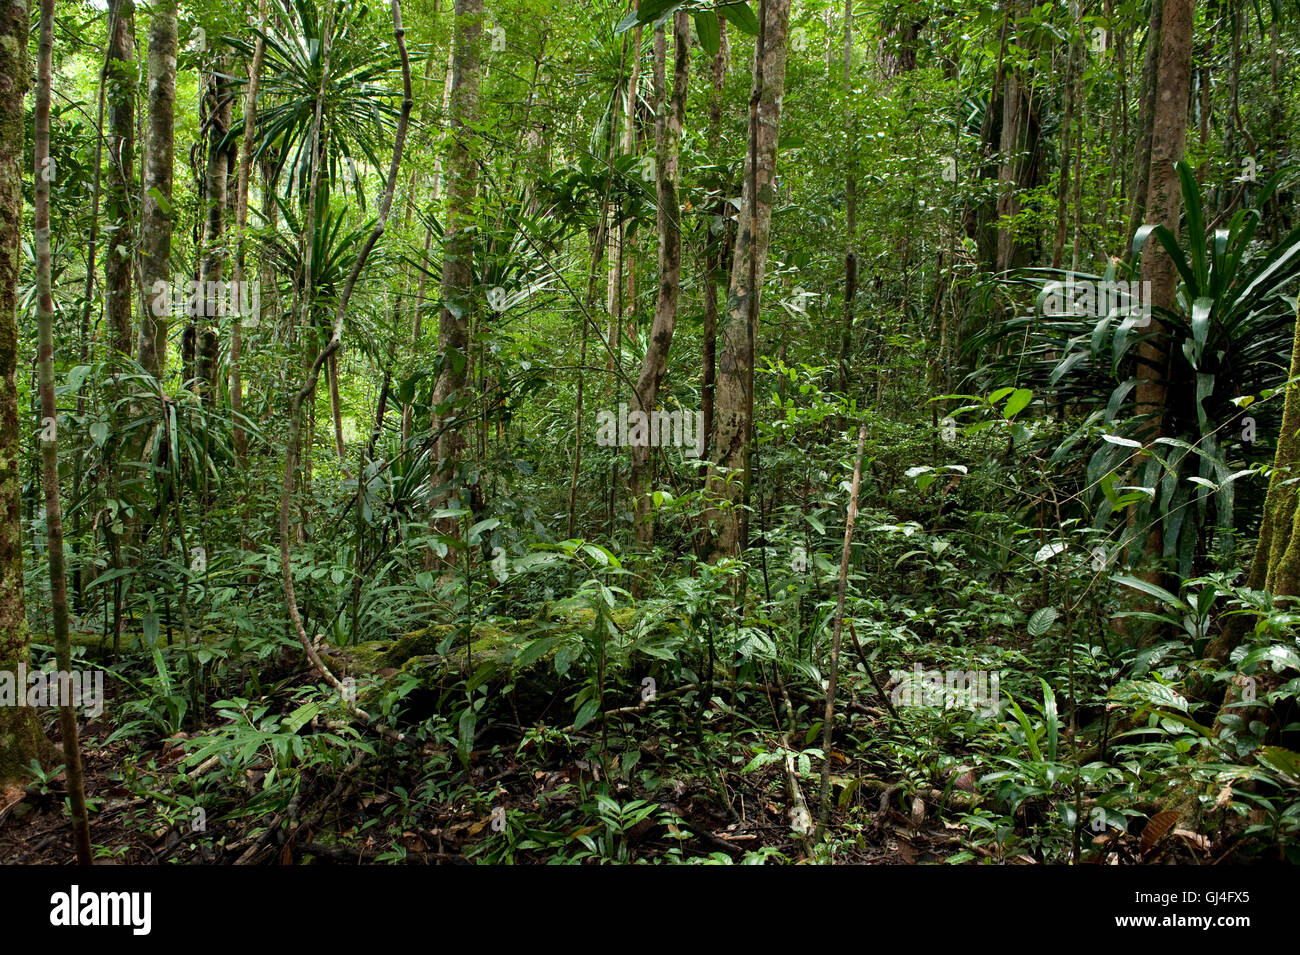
xmin=629 ymin=12 xmax=689 ymax=552
xmin=837 ymin=0 xmax=856 ymax=393
xmin=138 ymin=0 xmax=177 ymax=378
xmin=199 ymin=64 xmax=231 ymax=406
xmin=994 ymin=0 xmax=1041 ymax=273
xmin=608 ymin=7 xmax=642 ymax=373
xmin=1131 ymin=0 xmax=1194 ymax=578
xmin=34 ymin=0 xmax=93 ymax=861
xmin=700 ymin=21 xmax=728 ymax=471
xmin=1128 ymin=0 xmax=1164 ymax=239
xmin=429 ymin=0 xmax=483 ymax=546
xmin=105 ymin=0 xmax=136 ymax=359
xmin=1135 ymin=0 xmax=1194 ymax=441
xmin=230 ymin=0 xmax=267 ymax=465
xmin=1051 ymin=5 xmax=1080 ymax=269
xmin=706 ymin=0 xmax=790 ymax=561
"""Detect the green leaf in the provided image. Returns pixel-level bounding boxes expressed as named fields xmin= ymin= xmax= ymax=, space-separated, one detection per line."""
xmin=1113 ymin=574 xmax=1187 ymax=611
xmin=617 ymin=0 xmax=679 ymax=32
xmin=1108 ymin=679 xmax=1189 ymax=713
xmin=1002 ymin=388 xmax=1033 ymax=418
xmin=283 ymin=699 xmax=323 ymax=734
xmin=573 ymin=698 xmax=602 ymax=731
xmin=716 ymin=2 xmax=759 ymax=35
xmin=694 ymin=10 xmax=720 ymax=55
xmin=512 ymin=636 xmax=559 ymax=669
xmin=1257 ymin=747 xmax=1300 ymax=784
xmin=1040 ymin=679 xmax=1058 ymax=763
xmin=1027 ymin=606 xmax=1058 ymax=637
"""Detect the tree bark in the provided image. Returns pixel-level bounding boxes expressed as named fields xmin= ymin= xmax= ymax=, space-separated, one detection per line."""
xmin=199 ymin=63 xmax=231 ymax=406
xmin=1128 ymin=0 xmax=1164 ymax=239
xmin=629 ymin=11 xmax=689 ymax=552
xmin=230 ymin=0 xmax=268 ymax=465
xmin=34 ymin=0 xmax=93 ymax=860
xmin=706 ymin=0 xmax=790 ymax=560
xmin=699 ymin=21 xmax=728 ymax=472
xmin=105 ymin=0 xmax=136 ymax=359
xmin=837 ymin=0 xmax=856 ymax=393
xmin=137 ymin=0 xmax=176 ymax=378
xmin=0 ymin=0 xmax=48 ymax=786
xmin=1135 ymin=0 xmax=1194 ymax=442
xmin=429 ymin=0 xmax=483 ymax=537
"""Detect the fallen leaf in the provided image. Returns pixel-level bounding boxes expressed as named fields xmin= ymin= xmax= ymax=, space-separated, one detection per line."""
xmin=1141 ymin=810 xmax=1180 ymax=854
xmin=910 ymin=796 xmax=926 ymax=827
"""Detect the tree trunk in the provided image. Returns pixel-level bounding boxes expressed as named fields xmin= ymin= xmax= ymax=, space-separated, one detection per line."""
xmin=34 ymin=0 xmax=93 ymax=860
xmin=629 ymin=11 xmax=689 ymax=552
xmin=429 ymin=0 xmax=483 ymax=537
xmin=105 ymin=0 xmax=136 ymax=359
xmin=199 ymin=64 xmax=231 ymax=406
xmin=1128 ymin=0 xmax=1164 ymax=239
xmin=1135 ymin=0 xmax=1194 ymax=442
xmin=837 ymin=0 xmax=856 ymax=393
xmin=699 ymin=20 xmax=728 ymax=471
xmin=994 ymin=0 xmax=1041 ymax=274
xmin=706 ymin=0 xmax=790 ymax=561
xmin=0 ymin=0 xmax=48 ymax=786
xmin=607 ymin=8 xmax=642 ymax=376
xmin=230 ymin=0 xmax=267 ymax=465
xmin=137 ymin=0 xmax=176 ymax=378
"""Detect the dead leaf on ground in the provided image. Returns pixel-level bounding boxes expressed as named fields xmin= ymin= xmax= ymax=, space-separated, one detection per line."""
xmin=1141 ymin=810 xmax=1180 ymax=854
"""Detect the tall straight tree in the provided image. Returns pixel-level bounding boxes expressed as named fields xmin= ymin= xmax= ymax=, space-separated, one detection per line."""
xmin=34 ymin=0 xmax=93 ymax=862
xmin=199 ymin=65 xmax=231 ymax=405
xmin=0 ymin=0 xmax=41 ymax=786
xmin=699 ymin=18 xmax=728 ymax=469
xmin=1135 ymin=0 xmax=1195 ymax=442
xmin=837 ymin=0 xmax=856 ymax=392
xmin=629 ymin=10 xmax=689 ymax=551
xmin=429 ymin=0 xmax=483 ymax=533
xmin=104 ymin=0 xmax=136 ymax=359
xmin=707 ymin=0 xmax=790 ymax=560
xmin=137 ymin=0 xmax=177 ymax=378
xmin=230 ymin=2 xmax=268 ymax=464
xmin=994 ymin=0 xmax=1041 ymax=274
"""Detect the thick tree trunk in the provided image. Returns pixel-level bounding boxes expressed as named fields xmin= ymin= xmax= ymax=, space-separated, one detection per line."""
xmin=137 ymin=0 xmax=176 ymax=378
xmin=629 ymin=12 xmax=689 ymax=552
xmin=105 ymin=0 xmax=136 ymax=359
xmin=0 ymin=0 xmax=49 ymax=786
xmin=429 ymin=0 xmax=483 ymax=534
xmin=706 ymin=0 xmax=790 ymax=560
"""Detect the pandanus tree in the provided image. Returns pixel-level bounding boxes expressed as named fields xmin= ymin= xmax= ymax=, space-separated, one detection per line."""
xmin=226 ymin=0 xmax=405 ymax=206
xmin=969 ymin=165 xmax=1300 ymax=579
